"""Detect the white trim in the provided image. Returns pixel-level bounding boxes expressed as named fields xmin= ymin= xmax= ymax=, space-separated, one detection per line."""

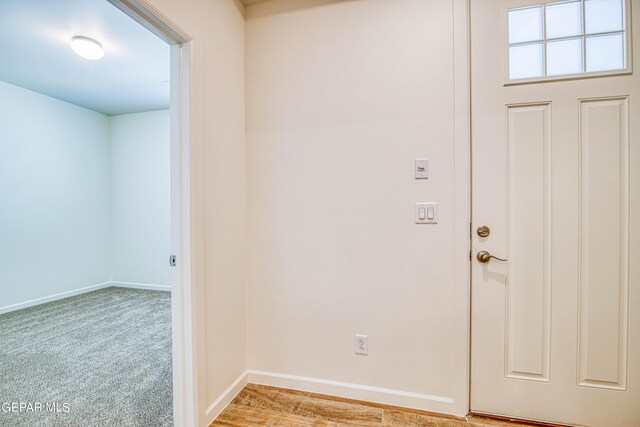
xmin=453 ymin=0 xmax=472 ymax=417
xmin=169 ymin=42 xmax=196 ymax=427
xmin=0 ymin=282 xmax=112 ymax=314
xmin=106 ymin=0 xmax=191 ymax=44
xmin=110 ymin=281 xmax=172 ymax=292
xmin=104 ymin=3 xmax=195 ymax=427
xmin=0 ymin=281 xmax=173 ymax=315
xmin=247 ymin=370 xmax=457 ymax=414
xmin=205 ymin=371 xmax=249 ymax=425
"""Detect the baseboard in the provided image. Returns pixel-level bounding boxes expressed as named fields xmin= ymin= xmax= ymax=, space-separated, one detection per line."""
xmin=247 ymin=369 xmax=457 ymax=416
xmin=0 ymin=281 xmax=112 ymax=315
xmin=110 ymin=281 xmax=172 ymax=292
xmin=0 ymin=281 xmax=172 ymax=315
xmin=203 ymin=370 xmax=460 ymax=424
xmin=205 ymin=371 xmax=249 ymax=425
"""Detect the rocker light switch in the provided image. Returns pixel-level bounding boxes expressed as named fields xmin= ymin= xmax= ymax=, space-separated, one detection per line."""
xmin=415 ymin=202 xmax=438 ymax=224
xmin=419 ymin=207 xmax=426 ymax=220
xmin=426 ymin=206 xmax=435 ymax=220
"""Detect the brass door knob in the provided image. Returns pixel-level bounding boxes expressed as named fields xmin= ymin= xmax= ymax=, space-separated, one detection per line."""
xmin=477 ymin=250 xmax=507 ymax=263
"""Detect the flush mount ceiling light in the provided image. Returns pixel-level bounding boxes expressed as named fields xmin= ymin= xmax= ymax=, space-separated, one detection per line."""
xmin=70 ymin=36 xmax=104 ymax=60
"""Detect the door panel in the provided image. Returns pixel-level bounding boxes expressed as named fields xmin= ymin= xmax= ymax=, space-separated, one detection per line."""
xmin=470 ymin=1 xmax=640 ymax=426
xmin=578 ymin=97 xmax=629 ymax=391
xmin=505 ymin=103 xmax=552 ymax=383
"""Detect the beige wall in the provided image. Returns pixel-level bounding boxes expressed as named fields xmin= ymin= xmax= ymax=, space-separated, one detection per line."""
xmin=245 ymin=0 xmax=469 ymax=416
xmin=140 ymin=0 xmax=470 ymax=422
xmin=143 ymin=0 xmax=248 ymax=425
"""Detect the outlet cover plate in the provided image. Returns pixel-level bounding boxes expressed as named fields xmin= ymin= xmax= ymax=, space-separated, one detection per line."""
xmin=355 ymin=334 xmax=368 ymax=355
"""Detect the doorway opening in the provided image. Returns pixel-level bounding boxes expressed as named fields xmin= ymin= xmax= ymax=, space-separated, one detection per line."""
xmin=0 ymin=0 xmax=192 ymax=425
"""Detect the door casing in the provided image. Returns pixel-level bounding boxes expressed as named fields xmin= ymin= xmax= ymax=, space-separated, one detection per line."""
xmin=105 ymin=1 xmax=196 ymax=425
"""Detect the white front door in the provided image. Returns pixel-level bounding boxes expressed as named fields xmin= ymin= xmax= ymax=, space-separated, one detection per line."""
xmin=470 ymin=1 xmax=639 ymax=426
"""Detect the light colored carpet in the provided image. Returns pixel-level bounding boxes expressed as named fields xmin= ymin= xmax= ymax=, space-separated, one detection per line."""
xmin=0 ymin=287 xmax=173 ymax=426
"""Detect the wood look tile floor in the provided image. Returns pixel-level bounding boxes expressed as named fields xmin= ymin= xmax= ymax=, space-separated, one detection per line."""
xmin=211 ymin=384 xmax=543 ymax=427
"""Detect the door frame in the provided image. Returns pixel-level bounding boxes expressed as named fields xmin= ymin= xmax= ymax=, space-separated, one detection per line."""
xmin=453 ymin=0 xmax=473 ymax=417
xmin=105 ymin=1 xmax=195 ymax=425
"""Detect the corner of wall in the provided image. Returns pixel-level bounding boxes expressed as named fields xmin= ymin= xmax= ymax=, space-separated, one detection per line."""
xmin=204 ymin=370 xmax=248 ymax=426
xmin=107 ymin=114 xmax=116 ymax=284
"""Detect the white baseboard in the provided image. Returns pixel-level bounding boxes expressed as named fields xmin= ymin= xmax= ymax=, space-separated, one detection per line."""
xmin=0 ymin=281 xmax=171 ymax=315
xmin=205 ymin=371 xmax=249 ymax=425
xmin=247 ymin=369 xmax=458 ymax=416
xmin=110 ymin=281 xmax=172 ymax=292
xmin=0 ymin=281 xmax=112 ymax=315
xmin=204 ymin=370 xmax=461 ymax=423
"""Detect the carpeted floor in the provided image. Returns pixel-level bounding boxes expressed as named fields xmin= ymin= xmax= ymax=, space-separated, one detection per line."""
xmin=0 ymin=287 xmax=173 ymax=427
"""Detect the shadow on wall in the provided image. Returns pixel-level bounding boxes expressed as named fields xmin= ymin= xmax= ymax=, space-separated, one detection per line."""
xmin=246 ymin=0 xmax=368 ymax=19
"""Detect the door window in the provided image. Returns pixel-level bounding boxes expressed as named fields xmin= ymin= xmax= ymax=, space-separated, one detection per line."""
xmin=508 ymin=0 xmax=628 ymax=81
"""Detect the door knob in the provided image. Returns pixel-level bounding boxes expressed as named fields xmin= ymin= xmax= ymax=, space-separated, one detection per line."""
xmin=476 ymin=250 xmax=507 ymax=263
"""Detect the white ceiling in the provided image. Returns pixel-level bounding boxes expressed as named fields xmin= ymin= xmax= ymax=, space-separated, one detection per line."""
xmin=0 ymin=0 xmax=170 ymax=116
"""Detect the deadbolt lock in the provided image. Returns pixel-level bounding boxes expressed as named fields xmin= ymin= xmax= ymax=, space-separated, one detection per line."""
xmin=477 ymin=225 xmax=491 ymax=238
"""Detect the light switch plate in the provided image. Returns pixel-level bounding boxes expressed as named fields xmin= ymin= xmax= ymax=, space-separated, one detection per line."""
xmin=415 ymin=158 xmax=428 ymax=179
xmin=415 ymin=202 xmax=438 ymax=224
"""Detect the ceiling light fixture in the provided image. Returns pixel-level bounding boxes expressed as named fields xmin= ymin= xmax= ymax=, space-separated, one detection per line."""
xmin=70 ymin=36 xmax=104 ymax=60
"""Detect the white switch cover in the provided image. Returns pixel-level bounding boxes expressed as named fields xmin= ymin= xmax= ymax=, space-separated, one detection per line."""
xmin=415 ymin=202 xmax=438 ymax=224
xmin=415 ymin=158 xmax=428 ymax=179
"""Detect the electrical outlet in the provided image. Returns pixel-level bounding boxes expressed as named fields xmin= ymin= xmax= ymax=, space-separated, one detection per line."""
xmin=355 ymin=334 xmax=368 ymax=355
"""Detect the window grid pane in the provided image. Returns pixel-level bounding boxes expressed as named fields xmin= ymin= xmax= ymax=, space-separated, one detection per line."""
xmin=546 ymin=1 xmax=582 ymax=39
xmin=585 ymin=0 xmax=624 ymax=34
xmin=508 ymin=0 xmax=626 ymax=80
xmin=509 ymin=6 xmax=544 ymax=44
xmin=586 ymin=33 xmax=625 ymax=72
xmin=547 ymin=38 xmax=584 ymax=76
xmin=510 ymin=43 xmax=545 ymax=79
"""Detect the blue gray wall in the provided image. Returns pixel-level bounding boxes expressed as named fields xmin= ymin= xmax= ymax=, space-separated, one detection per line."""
xmin=0 ymin=80 xmax=170 ymax=311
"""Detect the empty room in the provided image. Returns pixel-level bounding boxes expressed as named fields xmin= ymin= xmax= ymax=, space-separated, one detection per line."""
xmin=0 ymin=0 xmax=173 ymax=425
xmin=0 ymin=0 xmax=638 ymax=427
